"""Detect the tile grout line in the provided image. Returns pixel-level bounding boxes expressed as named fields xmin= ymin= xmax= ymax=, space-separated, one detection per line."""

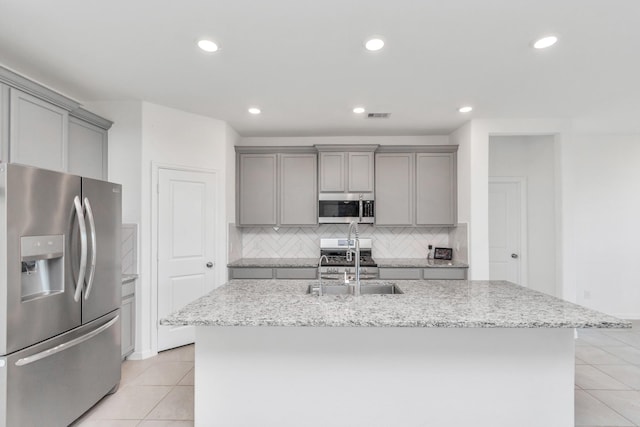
xmin=581 ymin=387 xmax=639 ymax=427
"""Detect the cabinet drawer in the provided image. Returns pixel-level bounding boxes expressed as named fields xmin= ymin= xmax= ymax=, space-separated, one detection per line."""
xmin=275 ymin=268 xmax=317 ymax=279
xmin=378 ymin=268 xmax=422 ymax=280
xmin=423 ymin=268 xmax=467 ymax=280
xmin=229 ymin=268 xmax=274 ymax=279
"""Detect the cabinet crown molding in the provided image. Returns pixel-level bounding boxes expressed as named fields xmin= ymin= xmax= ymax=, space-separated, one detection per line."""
xmin=235 ymin=146 xmax=317 ymax=154
xmin=70 ymin=107 xmax=113 ymax=130
xmin=315 ymin=144 xmax=379 ymax=152
xmin=0 ymin=65 xmax=81 ymax=112
xmin=375 ymin=145 xmax=458 ymax=153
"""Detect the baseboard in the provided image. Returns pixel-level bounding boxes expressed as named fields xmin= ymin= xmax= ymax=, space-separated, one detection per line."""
xmin=125 ymin=349 xmax=158 ymax=360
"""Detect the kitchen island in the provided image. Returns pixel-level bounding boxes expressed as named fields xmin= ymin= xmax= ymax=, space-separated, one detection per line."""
xmin=161 ymin=279 xmax=629 ymax=427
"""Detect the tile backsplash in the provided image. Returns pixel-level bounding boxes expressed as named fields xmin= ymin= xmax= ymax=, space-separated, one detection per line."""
xmin=234 ymin=223 xmax=468 ymax=261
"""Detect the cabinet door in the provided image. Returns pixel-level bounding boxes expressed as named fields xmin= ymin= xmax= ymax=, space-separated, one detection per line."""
xmin=280 ymin=153 xmax=317 ymax=226
xmin=348 ymin=152 xmax=374 ymax=193
xmin=68 ymin=117 xmax=108 ymax=179
xmin=319 ymin=152 xmax=345 ymax=192
xmin=9 ymin=89 xmax=68 ymax=172
xmin=416 ymin=153 xmax=456 ymax=226
xmin=121 ymin=295 xmax=135 ymax=358
xmin=238 ymin=153 xmax=278 ymax=225
xmin=0 ymin=83 xmax=8 ymax=162
xmin=375 ymin=153 xmax=414 ymax=226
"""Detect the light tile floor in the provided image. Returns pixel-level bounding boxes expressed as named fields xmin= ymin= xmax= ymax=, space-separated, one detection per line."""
xmin=72 ymin=321 xmax=640 ymax=426
xmin=71 ymin=344 xmax=195 ymax=427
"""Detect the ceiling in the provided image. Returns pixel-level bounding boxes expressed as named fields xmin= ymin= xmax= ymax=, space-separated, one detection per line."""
xmin=0 ymin=0 xmax=639 ymax=136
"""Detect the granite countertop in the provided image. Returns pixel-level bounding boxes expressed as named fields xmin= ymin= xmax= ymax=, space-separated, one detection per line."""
xmin=122 ymin=274 xmax=138 ymax=284
xmin=160 ymin=279 xmax=630 ymax=329
xmin=227 ymin=258 xmax=319 ymax=268
xmin=376 ymin=259 xmax=469 ymax=268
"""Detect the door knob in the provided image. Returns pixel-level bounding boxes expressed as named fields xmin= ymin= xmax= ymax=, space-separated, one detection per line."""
xmin=206 ymin=262 xmax=214 ymax=268
xmin=511 ymin=254 xmax=519 ymax=259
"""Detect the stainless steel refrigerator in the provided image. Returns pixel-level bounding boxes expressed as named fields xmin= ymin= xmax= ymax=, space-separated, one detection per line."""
xmin=0 ymin=163 xmax=122 ymax=427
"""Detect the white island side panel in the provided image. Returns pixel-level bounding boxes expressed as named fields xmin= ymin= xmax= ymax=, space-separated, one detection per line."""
xmin=195 ymin=326 xmax=574 ymax=427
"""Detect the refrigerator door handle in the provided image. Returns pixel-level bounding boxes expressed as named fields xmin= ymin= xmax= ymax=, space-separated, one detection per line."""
xmin=83 ymin=197 xmax=97 ymax=300
xmin=14 ymin=315 xmax=119 ymax=367
xmin=73 ymin=195 xmax=88 ymax=302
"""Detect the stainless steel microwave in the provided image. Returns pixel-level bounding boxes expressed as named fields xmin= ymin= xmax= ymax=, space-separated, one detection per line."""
xmin=318 ymin=193 xmax=374 ymax=224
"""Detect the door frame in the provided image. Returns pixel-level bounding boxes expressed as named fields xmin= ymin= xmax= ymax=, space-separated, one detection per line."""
xmin=488 ymin=176 xmax=528 ymax=287
xmin=151 ymin=162 xmax=225 ymax=354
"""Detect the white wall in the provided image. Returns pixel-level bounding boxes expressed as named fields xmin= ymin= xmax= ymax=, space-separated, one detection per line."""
xmin=489 ymin=135 xmax=557 ymax=296
xmin=567 ymin=134 xmax=640 ymax=318
xmin=84 ymin=101 xmax=143 ymax=225
xmin=141 ymin=102 xmax=232 ymax=357
xmin=86 ymin=101 xmax=235 ymax=358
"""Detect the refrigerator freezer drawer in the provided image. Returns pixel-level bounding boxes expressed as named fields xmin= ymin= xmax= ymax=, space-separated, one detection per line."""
xmin=0 ymin=310 xmax=121 ymax=427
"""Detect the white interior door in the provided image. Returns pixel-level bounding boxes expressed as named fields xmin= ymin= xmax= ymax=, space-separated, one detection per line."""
xmin=489 ymin=179 xmax=525 ymax=286
xmin=158 ymin=168 xmax=217 ymax=351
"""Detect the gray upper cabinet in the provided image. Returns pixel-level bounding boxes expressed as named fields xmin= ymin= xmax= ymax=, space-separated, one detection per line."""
xmin=10 ymin=89 xmax=68 ymax=172
xmin=316 ymin=145 xmax=377 ymax=193
xmin=375 ymin=146 xmax=458 ymax=227
xmin=375 ymin=153 xmax=414 ymax=226
xmin=280 ymin=153 xmax=317 ymax=226
xmin=0 ymin=66 xmax=112 ymax=176
xmin=318 ymin=152 xmax=345 ymax=192
xmin=416 ymin=153 xmax=456 ymax=226
xmin=238 ymin=153 xmax=278 ymax=226
xmin=348 ymin=152 xmax=374 ymax=192
xmin=236 ymin=147 xmax=318 ymax=227
xmin=68 ymin=116 xmax=108 ymax=180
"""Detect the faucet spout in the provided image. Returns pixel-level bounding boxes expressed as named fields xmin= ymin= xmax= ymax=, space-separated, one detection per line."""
xmin=317 ymin=255 xmax=329 ymax=296
xmin=347 ymin=221 xmax=361 ymax=296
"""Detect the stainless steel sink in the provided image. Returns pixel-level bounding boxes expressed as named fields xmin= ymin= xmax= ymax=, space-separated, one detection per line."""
xmin=307 ymin=282 xmax=403 ymax=296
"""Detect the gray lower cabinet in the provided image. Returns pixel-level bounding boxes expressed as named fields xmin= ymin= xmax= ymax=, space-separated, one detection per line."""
xmin=121 ymin=279 xmax=136 ymax=359
xmin=229 ymin=267 xmax=317 ymax=279
xmin=236 ymin=148 xmax=317 ymax=227
xmin=68 ymin=116 xmax=108 ymax=180
xmin=379 ymin=267 xmax=467 ymax=280
xmin=9 ymin=88 xmax=68 ymax=172
xmin=375 ymin=146 xmax=457 ymax=226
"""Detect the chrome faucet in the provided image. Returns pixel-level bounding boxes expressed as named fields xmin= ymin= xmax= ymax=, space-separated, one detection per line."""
xmin=346 ymin=221 xmax=361 ymax=296
xmin=317 ymin=255 xmax=329 ymax=296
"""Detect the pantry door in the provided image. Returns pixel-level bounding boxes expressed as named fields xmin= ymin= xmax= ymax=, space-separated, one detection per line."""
xmin=488 ymin=178 xmax=527 ymax=286
xmin=157 ymin=168 xmax=217 ymax=351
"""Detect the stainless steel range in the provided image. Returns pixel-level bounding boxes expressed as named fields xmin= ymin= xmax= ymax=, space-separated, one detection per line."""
xmin=319 ymin=238 xmax=378 ymax=278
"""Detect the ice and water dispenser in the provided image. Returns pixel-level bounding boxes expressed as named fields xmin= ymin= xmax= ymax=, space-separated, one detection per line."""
xmin=20 ymin=235 xmax=64 ymax=302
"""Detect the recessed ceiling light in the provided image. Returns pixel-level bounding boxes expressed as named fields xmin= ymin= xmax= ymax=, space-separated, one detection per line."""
xmin=458 ymin=106 xmax=473 ymax=113
xmin=533 ymin=35 xmax=558 ymax=49
xmin=197 ymin=39 xmax=219 ymax=53
xmin=248 ymin=107 xmax=261 ymax=115
xmin=364 ymin=38 xmax=385 ymax=51
xmin=353 ymin=107 xmax=366 ymax=114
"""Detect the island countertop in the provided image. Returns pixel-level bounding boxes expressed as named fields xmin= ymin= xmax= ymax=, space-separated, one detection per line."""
xmin=160 ymin=279 xmax=630 ymax=329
